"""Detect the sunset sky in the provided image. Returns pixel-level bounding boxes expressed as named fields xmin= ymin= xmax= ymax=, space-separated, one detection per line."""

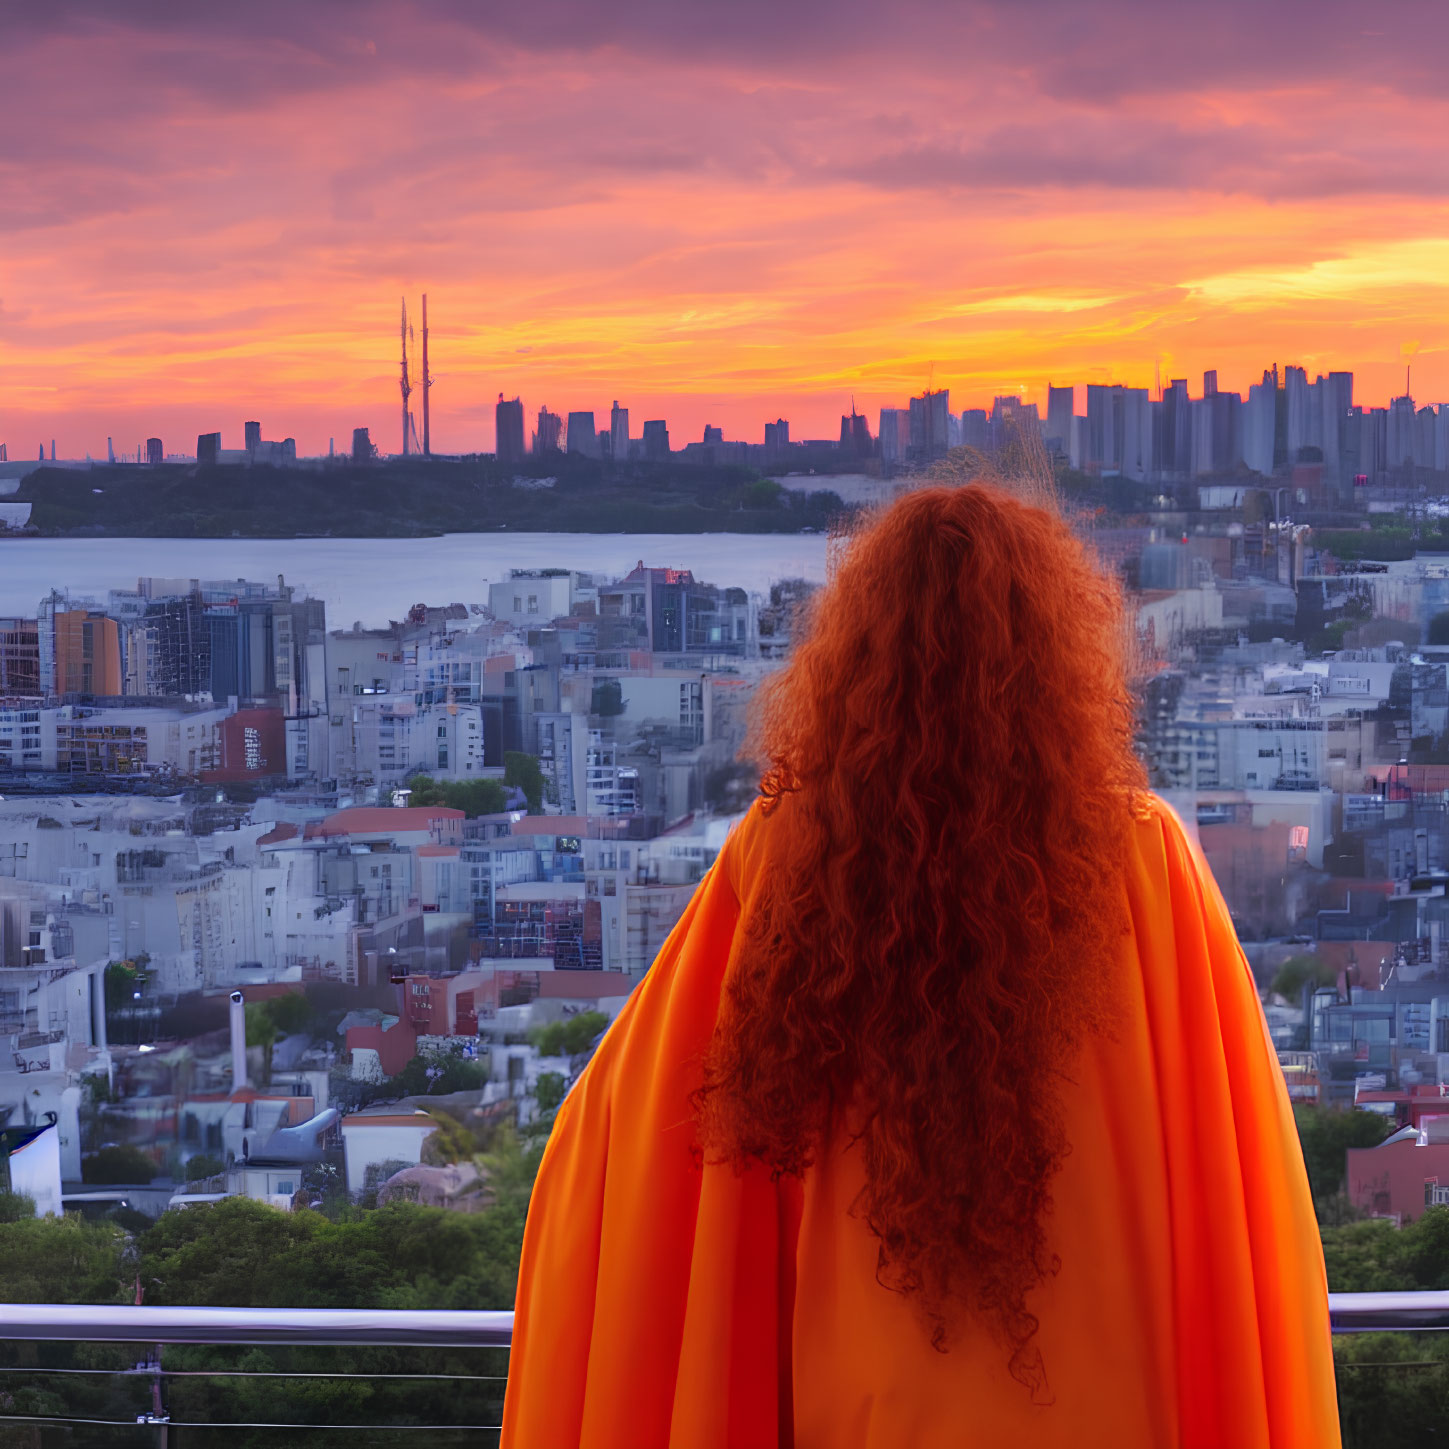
xmin=5 ymin=0 xmax=1449 ymax=458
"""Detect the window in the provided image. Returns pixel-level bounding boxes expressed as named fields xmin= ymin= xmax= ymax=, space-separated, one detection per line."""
xmin=276 ymin=1180 xmax=295 ymax=1196
xmin=528 ymin=595 xmax=539 ymax=613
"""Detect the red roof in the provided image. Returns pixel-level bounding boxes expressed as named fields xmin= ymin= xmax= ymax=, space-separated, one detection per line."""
xmin=417 ymin=844 xmax=460 ymax=857
xmin=258 ymin=822 xmax=299 ymax=846
xmin=315 ymin=807 xmax=464 ymax=836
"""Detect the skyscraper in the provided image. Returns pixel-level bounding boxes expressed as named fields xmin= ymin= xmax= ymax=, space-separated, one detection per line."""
xmin=878 ymin=409 xmax=908 ymax=466
xmin=1242 ymin=373 xmax=1275 ymax=476
xmin=566 ymin=412 xmax=599 ymax=457
xmin=610 ymin=402 xmax=629 ymax=462
xmin=1045 ymin=386 xmax=1075 ymax=453
xmin=907 ymin=390 xmax=950 ymax=460
xmin=1085 ymin=384 xmax=1122 ymax=471
xmin=1283 ymin=366 xmax=1313 ymax=462
xmin=642 ymin=420 xmax=670 ymax=461
xmin=839 ymin=409 xmax=870 ymax=456
xmin=496 ymin=395 xmax=526 ymax=463
xmin=533 ymin=407 xmax=562 ymax=454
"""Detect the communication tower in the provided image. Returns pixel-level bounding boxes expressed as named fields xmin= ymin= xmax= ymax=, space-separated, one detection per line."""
xmin=422 ymin=294 xmax=434 ymax=457
xmin=400 ymin=298 xmax=413 ymax=457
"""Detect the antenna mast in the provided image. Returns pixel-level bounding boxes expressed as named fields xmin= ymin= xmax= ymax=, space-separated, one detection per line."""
xmin=422 ymin=294 xmax=432 ymax=457
xmin=400 ymin=297 xmax=413 ymax=457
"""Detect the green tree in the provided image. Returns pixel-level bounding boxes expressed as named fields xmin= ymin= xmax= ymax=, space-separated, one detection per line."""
xmin=534 ymin=1071 xmax=567 ymax=1114
xmin=0 ymin=1191 xmax=35 ymax=1223
xmin=245 ymin=1002 xmax=278 ymax=1085
xmin=1270 ymin=952 xmax=1336 ymax=1000
xmin=264 ymin=990 xmax=315 ymax=1038
xmin=182 ymin=1152 xmax=225 ymax=1182
xmin=530 ymin=1010 xmax=609 ymax=1060
xmin=504 ymin=751 xmax=546 ymax=813
xmin=1295 ymin=1106 xmax=1394 ymax=1203
xmin=0 ymin=1212 xmax=128 ymax=1301
xmin=407 ymin=773 xmax=508 ymax=816
xmin=389 ymin=1050 xmax=487 ymax=1098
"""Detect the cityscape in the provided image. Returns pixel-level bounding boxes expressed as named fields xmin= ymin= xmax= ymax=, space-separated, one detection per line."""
xmin=5 ymin=344 xmax=1448 ymax=493
xmin=6 ymin=350 xmax=1449 ymax=1435
xmin=7 ymin=0 xmax=1449 ymax=1441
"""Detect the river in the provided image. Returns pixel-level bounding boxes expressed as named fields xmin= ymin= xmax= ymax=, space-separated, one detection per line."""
xmin=0 ymin=533 xmax=830 ymax=629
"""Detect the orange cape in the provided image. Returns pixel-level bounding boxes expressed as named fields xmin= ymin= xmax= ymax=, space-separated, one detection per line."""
xmin=503 ymin=795 xmax=1339 ymax=1447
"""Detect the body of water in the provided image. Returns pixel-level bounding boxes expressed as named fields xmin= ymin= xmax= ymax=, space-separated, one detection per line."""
xmin=0 ymin=533 xmax=830 ymax=629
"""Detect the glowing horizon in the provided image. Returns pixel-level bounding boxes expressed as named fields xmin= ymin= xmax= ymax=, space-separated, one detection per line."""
xmin=4 ymin=1 xmax=1448 ymax=459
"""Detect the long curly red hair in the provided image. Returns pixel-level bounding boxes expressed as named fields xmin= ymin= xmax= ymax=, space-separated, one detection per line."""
xmin=695 ymin=481 xmax=1145 ymax=1383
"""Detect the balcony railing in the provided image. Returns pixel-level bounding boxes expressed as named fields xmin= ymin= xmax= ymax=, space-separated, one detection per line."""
xmin=0 ymin=1296 xmax=1443 ymax=1439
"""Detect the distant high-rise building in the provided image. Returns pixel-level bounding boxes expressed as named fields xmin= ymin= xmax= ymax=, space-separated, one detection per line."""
xmin=1120 ymin=389 xmax=1152 ymax=481
xmin=533 ymin=407 xmax=562 ymax=454
xmin=1388 ymin=394 xmax=1418 ymax=470
xmin=1156 ymin=380 xmax=1191 ymax=477
xmin=839 ymin=409 xmax=870 ymax=456
xmin=567 ymin=412 xmax=599 ymax=457
xmin=878 ymin=408 xmax=908 ymax=466
xmin=958 ymin=409 xmax=988 ymax=452
xmin=703 ymin=425 xmax=724 ymax=446
xmin=1318 ymin=371 xmax=1355 ymax=502
xmin=1203 ymin=370 xmax=1219 ymax=399
xmin=642 ymin=419 xmax=670 ymax=460
xmin=1085 ymin=384 xmax=1123 ymax=471
xmin=1045 ymin=386 xmax=1075 ymax=453
xmin=146 ymin=438 xmax=163 ymax=465
xmin=244 ymin=421 xmax=262 ymax=458
xmin=496 ymin=395 xmax=526 ymax=463
xmin=197 ymin=432 xmax=221 ymax=466
xmin=610 ymin=401 xmax=629 ymax=462
xmin=764 ymin=419 xmax=790 ymax=453
xmin=351 ymin=427 xmax=374 ymax=462
xmin=1283 ymin=366 xmax=1312 ymax=463
xmin=0 ymin=616 xmax=39 ymax=696
xmin=908 ymin=390 xmax=950 ymax=460
xmin=1243 ymin=374 xmax=1276 ymax=476
xmin=46 ymin=603 xmax=122 ymax=698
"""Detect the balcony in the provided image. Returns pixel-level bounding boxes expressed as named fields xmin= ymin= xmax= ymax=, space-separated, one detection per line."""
xmin=0 ymin=1296 xmax=1443 ymax=1441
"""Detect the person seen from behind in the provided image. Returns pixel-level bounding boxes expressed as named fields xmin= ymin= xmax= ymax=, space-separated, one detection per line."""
xmin=503 ymin=480 xmax=1339 ymax=1448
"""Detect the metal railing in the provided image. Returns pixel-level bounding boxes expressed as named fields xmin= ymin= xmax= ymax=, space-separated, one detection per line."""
xmin=0 ymin=1295 xmax=1445 ymax=1440
xmin=1 ymin=1293 xmax=1446 ymax=1348
xmin=0 ymin=1304 xmax=515 ymax=1347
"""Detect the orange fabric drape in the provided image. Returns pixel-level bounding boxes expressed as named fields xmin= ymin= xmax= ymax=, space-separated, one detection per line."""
xmin=502 ymin=794 xmax=1339 ymax=1448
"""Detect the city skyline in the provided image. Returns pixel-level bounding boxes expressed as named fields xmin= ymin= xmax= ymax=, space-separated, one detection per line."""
xmin=5 ymin=1 xmax=1449 ymax=456
xmin=8 ymin=355 xmax=1439 ymax=466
